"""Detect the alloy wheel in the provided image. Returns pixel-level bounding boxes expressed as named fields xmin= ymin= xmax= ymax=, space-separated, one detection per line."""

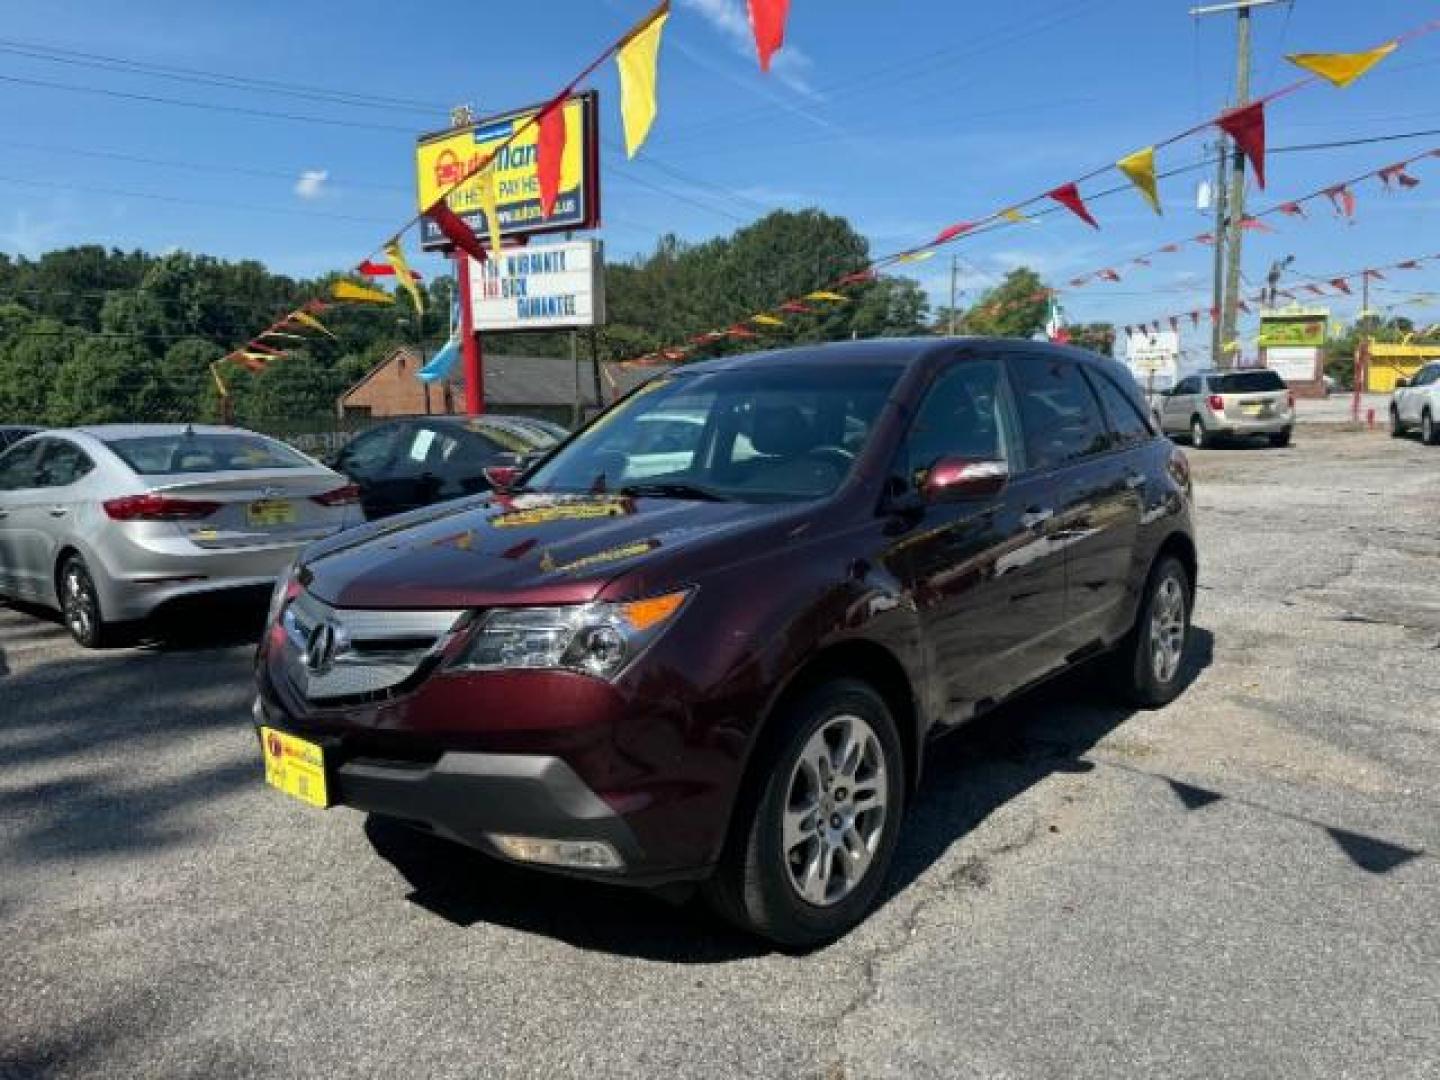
xmin=1149 ymin=575 xmax=1187 ymax=684
xmin=63 ymin=564 xmax=97 ymax=644
xmin=782 ymin=713 xmax=889 ymax=907
xmin=1191 ymin=420 xmax=1206 ymax=448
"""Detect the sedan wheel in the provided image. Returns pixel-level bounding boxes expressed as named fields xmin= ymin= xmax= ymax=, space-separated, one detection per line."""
xmin=1390 ymin=407 xmax=1404 ymax=438
xmin=60 ymin=556 xmax=109 ymax=649
xmin=1190 ymin=418 xmax=1208 ymax=449
xmin=1149 ymin=576 xmax=1187 ymax=685
xmin=1424 ymin=412 xmax=1438 ymax=446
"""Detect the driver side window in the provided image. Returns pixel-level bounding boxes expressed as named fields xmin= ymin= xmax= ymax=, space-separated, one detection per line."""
xmin=895 ymin=359 xmax=1010 ymax=491
xmin=0 ymin=441 xmax=44 ymax=492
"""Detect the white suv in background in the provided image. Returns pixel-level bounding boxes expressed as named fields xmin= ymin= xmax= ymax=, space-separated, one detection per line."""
xmin=1390 ymin=362 xmax=1440 ymax=445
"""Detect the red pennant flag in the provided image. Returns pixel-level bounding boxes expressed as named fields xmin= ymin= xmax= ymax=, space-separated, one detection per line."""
xmin=1099 ymin=268 xmax=1122 ymax=283
xmin=1123 ymin=325 xmax=1133 ymax=336
xmin=1048 ymin=182 xmax=1099 ymax=228
xmin=779 ymin=301 xmax=812 ymax=314
xmin=1237 ymin=300 xmax=1251 ymax=314
xmin=1277 ymin=201 xmax=1307 ymax=218
xmin=425 ymin=201 xmax=489 ymax=263
xmin=1304 ymin=284 xmax=1326 ymax=297
xmin=727 ymin=325 xmax=758 ymax=339
xmin=1217 ymin=101 xmax=1266 ymax=189
xmin=1378 ymin=162 xmax=1420 ymax=190
xmin=747 ymin=0 xmax=790 ymax=73
xmin=837 ymin=270 xmax=875 ymax=285
xmin=1189 ymin=311 xmax=1201 ymax=328
xmin=933 ymin=221 xmax=975 ymax=245
xmin=1169 ymin=316 xmax=1180 ymax=332
xmin=1330 ymin=278 xmax=1352 ymax=295
xmin=1209 ymin=306 xmax=1220 ymax=323
xmin=1324 ymin=184 xmax=1356 ymax=218
xmin=536 ymin=99 xmax=567 ymax=219
xmin=1397 ymin=260 xmax=1422 ymax=270
xmin=1160 ymin=243 xmax=1182 ymax=254
xmin=1277 ymin=289 xmax=1297 ymax=301
xmin=1239 ymin=216 xmax=1274 ymax=233
xmin=246 ymin=341 xmax=283 ymax=356
xmin=1365 ymin=269 xmax=1386 ymax=282
xmin=1068 ymin=275 xmax=1091 ymax=287
xmin=357 ymin=259 xmax=422 ymax=280
xmin=1195 ymin=233 xmax=1215 ymax=245
xmin=1133 ymin=257 xmax=1152 ymax=267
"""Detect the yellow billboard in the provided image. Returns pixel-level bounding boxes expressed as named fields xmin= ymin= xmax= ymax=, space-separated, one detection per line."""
xmin=416 ymin=92 xmax=599 ymax=250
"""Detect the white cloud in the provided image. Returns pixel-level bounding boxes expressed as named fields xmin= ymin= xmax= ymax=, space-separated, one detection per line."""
xmin=294 ymin=170 xmax=329 ymax=200
xmin=677 ymin=0 xmax=817 ymax=96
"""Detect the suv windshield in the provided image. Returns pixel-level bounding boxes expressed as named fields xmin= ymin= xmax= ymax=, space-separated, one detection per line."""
xmin=106 ymin=432 xmax=312 ymax=475
xmin=1211 ymin=371 xmax=1285 ymax=393
xmin=524 ymin=363 xmax=902 ymax=502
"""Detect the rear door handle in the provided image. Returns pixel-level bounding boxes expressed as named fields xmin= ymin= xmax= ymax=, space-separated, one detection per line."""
xmin=1020 ymin=508 xmax=1054 ymax=530
xmin=48 ymin=506 xmax=68 ymax=517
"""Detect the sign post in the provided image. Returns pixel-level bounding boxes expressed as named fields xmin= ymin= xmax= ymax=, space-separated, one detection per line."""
xmin=455 ymin=251 xmax=484 ymax=414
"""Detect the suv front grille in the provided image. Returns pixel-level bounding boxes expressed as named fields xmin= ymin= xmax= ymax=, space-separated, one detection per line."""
xmin=281 ymin=590 xmax=466 ymax=702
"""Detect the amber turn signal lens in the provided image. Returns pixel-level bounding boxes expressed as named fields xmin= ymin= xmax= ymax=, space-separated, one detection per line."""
xmin=621 ymin=591 xmax=689 ymax=631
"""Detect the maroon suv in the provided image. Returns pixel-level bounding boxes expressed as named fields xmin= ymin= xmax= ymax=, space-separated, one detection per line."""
xmin=254 ymin=339 xmax=1196 ymax=947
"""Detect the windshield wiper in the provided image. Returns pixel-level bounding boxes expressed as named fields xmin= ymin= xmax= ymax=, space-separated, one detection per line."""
xmin=619 ymin=481 xmax=731 ymax=502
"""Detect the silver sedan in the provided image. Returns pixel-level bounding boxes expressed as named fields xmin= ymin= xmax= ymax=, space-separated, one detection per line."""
xmin=0 ymin=424 xmax=361 ymax=646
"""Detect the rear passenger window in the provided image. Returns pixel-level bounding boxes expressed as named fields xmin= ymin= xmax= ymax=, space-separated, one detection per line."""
xmin=1008 ymin=354 xmax=1110 ymax=470
xmin=35 ymin=440 xmax=94 ymax=487
xmin=1084 ymin=369 xmax=1153 ymax=449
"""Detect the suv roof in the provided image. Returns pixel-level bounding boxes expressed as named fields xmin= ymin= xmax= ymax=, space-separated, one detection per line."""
xmin=677 ymin=336 xmax=1112 ymax=376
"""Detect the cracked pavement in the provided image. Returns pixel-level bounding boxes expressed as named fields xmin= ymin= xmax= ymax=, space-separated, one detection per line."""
xmin=1 ymin=426 xmax=1437 ymax=1079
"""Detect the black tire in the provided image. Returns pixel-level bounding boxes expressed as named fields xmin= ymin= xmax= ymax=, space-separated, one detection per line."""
xmin=1389 ymin=406 xmax=1405 ymax=438
xmin=1111 ymin=555 xmax=1191 ymax=708
xmin=1190 ymin=417 xmax=1208 ymax=449
xmin=58 ymin=554 xmax=114 ymax=649
xmin=1268 ymin=428 xmax=1292 ymax=448
xmin=703 ymin=678 xmax=905 ymax=950
xmin=1423 ymin=410 xmax=1439 ymax=446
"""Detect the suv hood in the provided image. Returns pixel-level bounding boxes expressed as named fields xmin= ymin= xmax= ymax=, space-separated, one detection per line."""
xmin=301 ymin=491 xmax=802 ymax=609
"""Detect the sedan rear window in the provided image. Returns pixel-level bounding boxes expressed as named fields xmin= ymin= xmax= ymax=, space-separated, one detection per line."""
xmin=1211 ymin=371 xmax=1286 ymax=393
xmin=105 ymin=433 xmax=312 ymax=475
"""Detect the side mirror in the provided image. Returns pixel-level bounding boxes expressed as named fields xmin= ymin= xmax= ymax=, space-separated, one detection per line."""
xmin=1394 ymin=377 xmax=1409 ymax=389
xmin=922 ymin=457 xmax=1008 ymax=503
xmin=483 ymin=454 xmax=523 ymax=492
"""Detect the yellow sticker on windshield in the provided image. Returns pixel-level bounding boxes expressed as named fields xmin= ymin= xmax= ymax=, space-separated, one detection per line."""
xmin=491 ymin=498 xmax=633 ymax=529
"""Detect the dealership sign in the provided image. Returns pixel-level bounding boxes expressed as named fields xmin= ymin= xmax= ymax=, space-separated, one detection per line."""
xmin=1257 ymin=308 xmax=1328 ymax=348
xmin=466 ymin=239 xmax=605 ymax=331
xmin=416 ymin=92 xmax=600 ymax=251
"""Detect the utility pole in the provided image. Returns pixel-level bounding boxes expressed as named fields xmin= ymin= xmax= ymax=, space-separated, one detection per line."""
xmin=1192 ymin=0 xmax=1289 ymax=369
xmin=948 ymin=255 xmax=959 ymax=336
xmin=1208 ymin=138 xmax=1229 ymax=368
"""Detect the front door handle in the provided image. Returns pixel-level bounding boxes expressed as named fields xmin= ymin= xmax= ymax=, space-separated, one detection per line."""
xmin=48 ymin=506 xmax=68 ymax=517
xmin=1020 ymin=508 xmax=1054 ymax=531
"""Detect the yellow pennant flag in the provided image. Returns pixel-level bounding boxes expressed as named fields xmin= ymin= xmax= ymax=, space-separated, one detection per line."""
xmin=898 ymin=250 xmax=935 ymax=263
xmin=616 ymin=3 xmax=670 ymax=158
xmin=332 ymin=281 xmax=395 ymax=305
xmin=476 ymin=162 xmax=504 ymax=255
xmin=1001 ymin=208 xmax=1030 ymax=224
xmin=751 ymin=314 xmax=786 ymax=327
xmin=805 ymin=291 xmax=850 ymax=303
xmin=1287 ymin=42 xmax=1396 ymax=88
xmin=209 ymin=362 xmax=229 ymax=397
xmin=383 ymin=240 xmax=425 ymax=316
xmin=258 ymin=331 xmax=307 ymax=341
xmin=289 ymin=309 xmax=335 ymax=338
xmin=1116 ymin=146 xmax=1162 ymax=215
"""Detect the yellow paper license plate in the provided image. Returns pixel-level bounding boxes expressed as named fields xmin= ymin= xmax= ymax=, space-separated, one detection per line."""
xmin=1242 ymin=403 xmax=1262 ymax=416
xmin=260 ymin=726 xmax=329 ymax=807
xmin=248 ymin=499 xmax=296 ymax=526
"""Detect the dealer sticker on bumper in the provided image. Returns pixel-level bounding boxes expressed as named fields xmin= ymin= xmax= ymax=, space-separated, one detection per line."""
xmin=260 ymin=726 xmax=329 ymax=808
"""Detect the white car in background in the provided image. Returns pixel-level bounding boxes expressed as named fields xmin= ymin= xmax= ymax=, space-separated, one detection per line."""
xmin=0 ymin=424 xmax=361 ymax=646
xmin=1389 ymin=361 xmax=1440 ymax=445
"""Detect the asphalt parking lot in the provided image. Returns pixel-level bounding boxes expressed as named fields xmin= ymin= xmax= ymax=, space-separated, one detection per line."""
xmin=1 ymin=425 xmax=1437 ymax=1079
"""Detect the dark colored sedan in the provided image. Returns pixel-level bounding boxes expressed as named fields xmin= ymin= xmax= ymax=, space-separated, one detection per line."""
xmin=254 ymin=339 xmax=1197 ymax=947
xmin=329 ymin=415 xmax=562 ymax=520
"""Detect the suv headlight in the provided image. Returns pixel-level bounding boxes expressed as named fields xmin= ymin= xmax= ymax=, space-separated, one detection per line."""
xmin=448 ymin=589 xmax=692 ymax=679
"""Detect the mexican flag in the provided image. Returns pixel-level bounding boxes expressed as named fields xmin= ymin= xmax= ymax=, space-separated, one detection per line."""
xmin=1045 ymin=295 xmax=1071 ymax=344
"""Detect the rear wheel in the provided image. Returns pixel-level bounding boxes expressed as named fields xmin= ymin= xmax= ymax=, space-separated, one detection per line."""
xmin=1423 ymin=410 xmax=1438 ymax=446
xmin=1190 ymin=417 xmax=1209 ymax=449
xmin=704 ymin=679 xmax=903 ymax=949
xmin=1390 ymin=406 xmax=1404 ymax=437
xmin=1111 ymin=555 xmax=1191 ymax=708
xmin=59 ymin=554 xmax=113 ymax=649
xmin=1268 ymin=428 xmax=1292 ymax=448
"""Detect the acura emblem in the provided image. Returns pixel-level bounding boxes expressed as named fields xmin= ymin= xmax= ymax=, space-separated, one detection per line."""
xmin=303 ymin=620 xmax=341 ymax=676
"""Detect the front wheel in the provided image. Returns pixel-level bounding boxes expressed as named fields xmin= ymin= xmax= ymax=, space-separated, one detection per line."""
xmin=1423 ymin=411 xmax=1439 ymax=446
xmin=59 ymin=554 xmax=114 ymax=649
xmin=1111 ymin=555 xmax=1191 ymax=708
xmin=1268 ymin=428 xmax=1292 ymax=448
xmin=1390 ymin=406 xmax=1405 ymax=438
xmin=1190 ymin=417 xmax=1209 ymax=449
xmin=704 ymin=679 xmax=904 ymax=949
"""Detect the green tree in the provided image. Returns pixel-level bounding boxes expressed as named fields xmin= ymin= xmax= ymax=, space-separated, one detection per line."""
xmin=1066 ymin=322 xmax=1117 ymax=357
xmin=961 ymin=268 xmax=1049 ymax=338
xmin=47 ymin=338 xmax=171 ymax=425
xmin=0 ymin=316 xmax=70 ymax=423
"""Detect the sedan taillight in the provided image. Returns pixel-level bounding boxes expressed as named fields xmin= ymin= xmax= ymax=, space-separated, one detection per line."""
xmin=1207 ymin=394 xmax=1226 ymax=412
xmin=103 ymin=494 xmax=221 ymax=521
xmin=311 ymin=484 xmax=361 ymax=507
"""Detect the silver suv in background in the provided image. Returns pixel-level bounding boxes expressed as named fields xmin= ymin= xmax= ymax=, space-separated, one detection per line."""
xmin=1389 ymin=361 xmax=1440 ymax=445
xmin=0 ymin=425 xmax=361 ymax=646
xmin=1156 ymin=369 xmax=1294 ymax=448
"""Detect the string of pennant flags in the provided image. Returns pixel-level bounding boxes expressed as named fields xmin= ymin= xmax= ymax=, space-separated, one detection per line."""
xmin=214 ymin=1 xmax=797 ymax=390
xmin=213 ymin=8 xmax=1437 ymax=393
xmin=618 ymin=21 xmax=1439 ymax=370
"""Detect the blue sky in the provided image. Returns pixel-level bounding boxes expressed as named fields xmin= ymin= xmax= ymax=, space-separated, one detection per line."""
xmin=0 ymin=0 xmax=1436 ymax=344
